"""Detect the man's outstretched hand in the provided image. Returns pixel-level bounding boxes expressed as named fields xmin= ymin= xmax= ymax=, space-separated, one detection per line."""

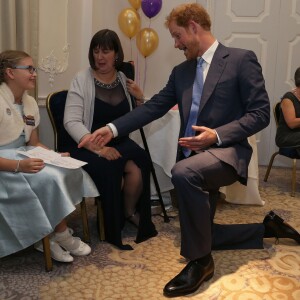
xmin=178 ymin=125 xmax=218 ymax=151
xmin=78 ymin=126 xmax=113 ymax=148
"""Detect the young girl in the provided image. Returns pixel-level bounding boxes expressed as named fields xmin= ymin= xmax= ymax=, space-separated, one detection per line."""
xmin=0 ymin=50 xmax=99 ymax=263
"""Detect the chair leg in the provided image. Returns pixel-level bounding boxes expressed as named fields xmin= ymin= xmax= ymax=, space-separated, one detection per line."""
xmin=80 ymin=198 xmax=90 ymax=243
xmin=96 ymin=196 xmax=105 ymax=241
xmin=42 ymin=235 xmax=53 ymax=272
xmin=150 ymin=165 xmax=170 ymax=223
xmin=264 ymin=151 xmax=279 ymax=182
xmin=291 ymin=159 xmax=297 ymax=197
xmin=139 ymin=128 xmax=170 ymax=222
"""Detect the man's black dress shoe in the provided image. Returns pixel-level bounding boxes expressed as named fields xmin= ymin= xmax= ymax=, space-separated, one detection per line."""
xmin=263 ymin=210 xmax=300 ymax=244
xmin=163 ymin=254 xmax=214 ymax=297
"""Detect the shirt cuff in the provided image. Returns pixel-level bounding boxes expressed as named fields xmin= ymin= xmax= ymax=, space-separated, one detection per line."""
xmin=214 ymin=130 xmax=222 ymax=146
xmin=107 ymin=123 xmax=118 ymax=137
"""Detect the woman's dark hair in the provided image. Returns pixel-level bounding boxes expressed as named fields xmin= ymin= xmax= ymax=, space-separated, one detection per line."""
xmin=88 ymin=29 xmax=124 ymax=70
xmin=295 ymin=67 xmax=300 ymax=87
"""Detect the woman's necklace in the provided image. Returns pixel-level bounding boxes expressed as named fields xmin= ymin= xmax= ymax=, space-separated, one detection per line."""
xmin=95 ymin=74 xmax=120 ymax=89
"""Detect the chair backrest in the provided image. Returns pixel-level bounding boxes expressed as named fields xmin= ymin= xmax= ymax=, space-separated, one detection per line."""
xmin=119 ymin=61 xmax=138 ymax=107
xmin=46 ymin=90 xmax=75 ymax=152
xmin=119 ymin=61 xmax=135 ymax=81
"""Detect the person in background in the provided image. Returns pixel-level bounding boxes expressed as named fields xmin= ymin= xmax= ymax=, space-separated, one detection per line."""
xmin=63 ymin=29 xmax=157 ymax=250
xmin=0 ymin=50 xmax=99 ymax=263
xmin=79 ymin=3 xmax=300 ymax=297
xmin=276 ymin=67 xmax=300 ymax=153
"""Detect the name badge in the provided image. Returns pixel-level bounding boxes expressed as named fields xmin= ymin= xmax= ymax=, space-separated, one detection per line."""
xmin=23 ymin=115 xmax=35 ymax=126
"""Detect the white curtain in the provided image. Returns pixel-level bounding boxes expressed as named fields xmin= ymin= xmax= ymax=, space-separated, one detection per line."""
xmin=0 ymin=0 xmax=39 ymax=97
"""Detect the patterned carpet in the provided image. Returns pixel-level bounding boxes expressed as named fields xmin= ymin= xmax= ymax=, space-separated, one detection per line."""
xmin=1 ymin=166 xmax=300 ymax=300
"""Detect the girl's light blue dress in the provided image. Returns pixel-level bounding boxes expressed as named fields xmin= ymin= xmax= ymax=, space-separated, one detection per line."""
xmin=0 ymin=135 xmax=99 ymax=258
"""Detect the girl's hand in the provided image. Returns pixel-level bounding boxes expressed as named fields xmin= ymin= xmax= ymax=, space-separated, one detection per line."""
xmin=20 ymin=158 xmax=45 ymax=173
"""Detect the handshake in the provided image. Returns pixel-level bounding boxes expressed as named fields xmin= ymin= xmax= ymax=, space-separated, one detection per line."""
xmin=78 ymin=125 xmax=114 ymax=149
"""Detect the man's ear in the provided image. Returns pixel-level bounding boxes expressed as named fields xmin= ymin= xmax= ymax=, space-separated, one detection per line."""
xmin=192 ymin=24 xmax=197 ymax=34
xmin=188 ymin=20 xmax=197 ymax=34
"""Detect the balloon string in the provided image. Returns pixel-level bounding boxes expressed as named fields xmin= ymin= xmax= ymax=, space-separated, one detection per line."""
xmin=137 ymin=53 xmax=140 ymax=87
xmin=130 ymin=38 xmax=133 ymax=60
xmin=149 ymin=18 xmax=152 ymax=28
xmin=143 ymin=57 xmax=147 ymax=94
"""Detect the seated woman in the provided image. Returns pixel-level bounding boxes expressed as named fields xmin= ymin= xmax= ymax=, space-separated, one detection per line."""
xmin=276 ymin=67 xmax=300 ymax=153
xmin=0 ymin=50 xmax=99 ymax=263
xmin=63 ymin=29 xmax=157 ymax=250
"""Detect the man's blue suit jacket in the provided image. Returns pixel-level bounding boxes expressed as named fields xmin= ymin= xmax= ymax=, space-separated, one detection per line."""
xmin=114 ymin=43 xmax=270 ymax=185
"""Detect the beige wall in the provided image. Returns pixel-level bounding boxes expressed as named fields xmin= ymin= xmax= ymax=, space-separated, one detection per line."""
xmin=38 ymin=0 xmax=192 ymax=101
xmin=38 ymin=0 xmax=92 ymax=101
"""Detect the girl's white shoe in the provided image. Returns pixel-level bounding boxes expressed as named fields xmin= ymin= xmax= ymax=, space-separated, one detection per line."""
xmin=34 ymin=240 xmax=74 ymax=263
xmin=52 ymin=228 xmax=91 ymax=256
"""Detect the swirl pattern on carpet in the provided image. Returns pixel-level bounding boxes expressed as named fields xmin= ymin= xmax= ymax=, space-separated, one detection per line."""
xmin=0 ymin=166 xmax=300 ymax=300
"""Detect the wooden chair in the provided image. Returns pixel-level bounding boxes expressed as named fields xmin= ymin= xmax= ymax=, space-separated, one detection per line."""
xmin=46 ymin=90 xmax=105 ymax=241
xmin=42 ymin=235 xmax=52 ymax=271
xmin=264 ymin=102 xmax=300 ymax=196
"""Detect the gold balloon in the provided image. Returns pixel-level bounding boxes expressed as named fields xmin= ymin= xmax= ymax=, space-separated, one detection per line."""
xmin=128 ymin=0 xmax=141 ymax=10
xmin=118 ymin=8 xmax=141 ymax=39
xmin=136 ymin=28 xmax=159 ymax=57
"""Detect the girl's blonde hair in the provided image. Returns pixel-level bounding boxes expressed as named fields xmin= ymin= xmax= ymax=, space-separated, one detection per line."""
xmin=0 ymin=50 xmax=30 ymax=84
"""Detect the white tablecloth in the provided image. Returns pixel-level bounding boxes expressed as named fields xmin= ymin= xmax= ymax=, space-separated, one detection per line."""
xmin=220 ymin=135 xmax=264 ymax=206
xmin=130 ymin=110 xmax=264 ymax=206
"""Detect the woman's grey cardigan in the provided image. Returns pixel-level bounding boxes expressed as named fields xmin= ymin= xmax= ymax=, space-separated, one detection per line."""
xmin=64 ymin=67 xmax=133 ymax=143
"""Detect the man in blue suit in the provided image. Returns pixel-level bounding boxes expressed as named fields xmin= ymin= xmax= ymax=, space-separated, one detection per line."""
xmin=79 ymin=3 xmax=300 ymax=297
